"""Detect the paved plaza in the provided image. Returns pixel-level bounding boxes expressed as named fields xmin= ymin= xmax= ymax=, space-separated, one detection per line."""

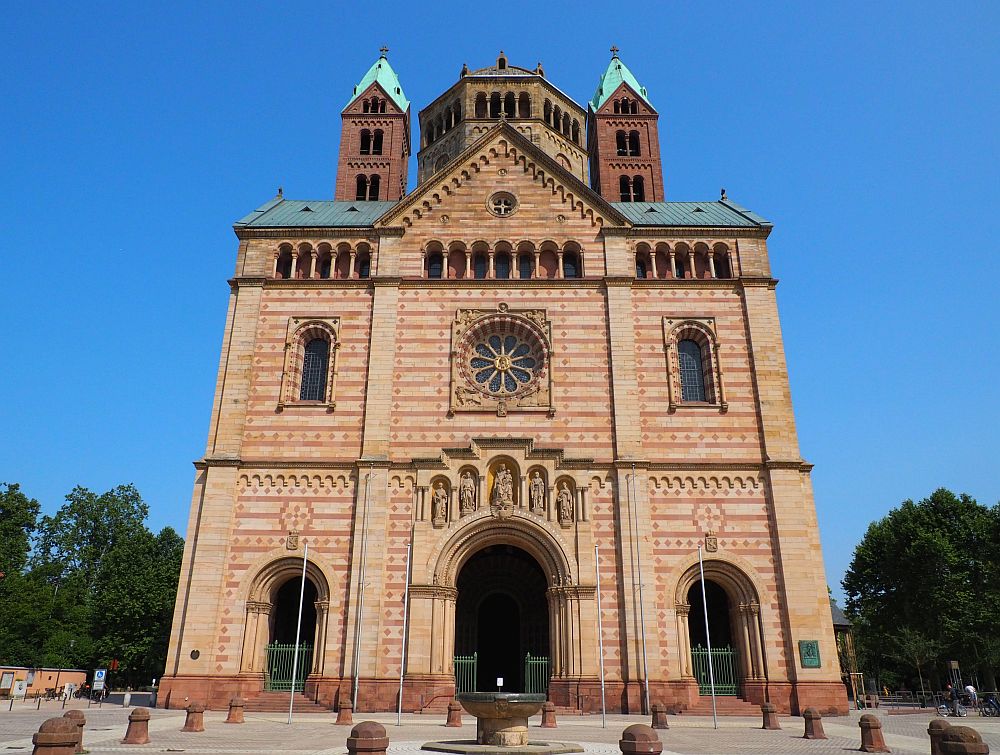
xmin=1 ymin=701 xmax=999 ymax=754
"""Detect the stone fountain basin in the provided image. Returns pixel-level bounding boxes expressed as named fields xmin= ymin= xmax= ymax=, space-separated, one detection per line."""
xmin=458 ymin=692 xmax=547 ymax=747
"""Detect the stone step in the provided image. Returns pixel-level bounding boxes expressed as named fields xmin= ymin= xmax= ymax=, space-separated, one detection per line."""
xmin=243 ymin=693 xmax=329 ymax=713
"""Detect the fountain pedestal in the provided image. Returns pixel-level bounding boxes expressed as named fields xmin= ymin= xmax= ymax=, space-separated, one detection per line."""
xmin=421 ymin=692 xmax=583 ymax=755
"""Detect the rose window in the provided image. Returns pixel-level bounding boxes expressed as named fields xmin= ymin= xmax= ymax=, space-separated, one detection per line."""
xmin=470 ymin=334 xmax=539 ymax=394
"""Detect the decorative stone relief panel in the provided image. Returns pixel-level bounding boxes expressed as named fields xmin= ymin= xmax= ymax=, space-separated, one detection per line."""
xmin=449 ymin=303 xmax=553 ymax=417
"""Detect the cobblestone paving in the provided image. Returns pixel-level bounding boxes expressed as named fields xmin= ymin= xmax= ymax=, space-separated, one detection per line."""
xmin=2 ymin=702 xmax=999 ymax=754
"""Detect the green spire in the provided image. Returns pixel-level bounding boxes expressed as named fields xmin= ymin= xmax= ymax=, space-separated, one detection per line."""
xmin=347 ymin=47 xmax=409 ymax=111
xmin=589 ymin=46 xmax=651 ymax=111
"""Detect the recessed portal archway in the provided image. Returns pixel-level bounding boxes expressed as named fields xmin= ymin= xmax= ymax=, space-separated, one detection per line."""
xmin=455 ymin=545 xmax=549 ymax=692
xmin=271 ymin=577 xmax=318 ymax=645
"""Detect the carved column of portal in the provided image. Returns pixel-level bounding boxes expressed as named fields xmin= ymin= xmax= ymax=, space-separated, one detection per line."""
xmin=312 ymin=599 xmax=329 ymax=675
xmin=478 ymin=475 xmax=486 ymax=512
xmin=675 ymin=603 xmax=693 ymax=678
xmin=240 ymin=601 xmax=271 ymax=673
xmin=519 ymin=475 xmax=527 ymax=509
xmin=429 ymin=587 xmax=459 ymax=675
xmin=738 ymin=603 xmax=754 ymax=679
xmin=747 ymin=602 xmax=763 ymax=679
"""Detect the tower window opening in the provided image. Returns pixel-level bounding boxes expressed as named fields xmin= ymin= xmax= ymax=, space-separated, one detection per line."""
xmin=518 ymin=253 xmax=533 ymax=280
xmin=678 ymin=339 xmax=707 ymax=402
xmin=518 ymin=92 xmax=531 ymax=118
xmin=476 ymin=93 xmax=487 ymax=118
xmin=490 ymin=93 xmax=501 ymax=118
xmin=544 ymin=100 xmax=552 ymax=126
xmin=358 ymin=255 xmax=371 ymax=279
xmin=632 ymin=175 xmax=645 ymax=201
xmin=504 ymin=92 xmax=515 ymax=118
xmin=373 ymin=129 xmax=384 ymax=155
xmin=562 ymin=112 xmax=570 ymax=136
xmin=628 ymin=130 xmax=640 ymax=156
xmin=616 ymin=130 xmax=627 ymax=156
xmin=368 ymin=174 xmax=380 ymax=201
xmin=355 ymin=175 xmax=368 ymax=201
xmin=299 ymin=338 xmax=329 ymax=401
xmin=360 ymin=129 xmax=372 ymax=155
xmin=571 ymin=119 xmax=580 ymax=144
xmin=636 ymin=257 xmax=648 ymax=279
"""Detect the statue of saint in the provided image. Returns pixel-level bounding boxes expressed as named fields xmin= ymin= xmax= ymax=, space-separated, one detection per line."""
xmin=557 ymin=482 xmax=573 ymax=523
xmin=491 ymin=464 xmax=514 ymax=512
xmin=432 ymin=482 xmax=448 ymax=521
xmin=529 ymin=471 xmax=545 ymax=511
xmin=460 ymin=472 xmax=476 ymax=514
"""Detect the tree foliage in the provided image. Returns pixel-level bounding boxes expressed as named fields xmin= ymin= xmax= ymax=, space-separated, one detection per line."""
xmin=843 ymin=488 xmax=1000 ymax=690
xmin=0 ymin=483 xmax=183 ymax=689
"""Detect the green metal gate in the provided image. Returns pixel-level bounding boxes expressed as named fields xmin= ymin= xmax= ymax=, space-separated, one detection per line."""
xmin=454 ymin=652 xmax=478 ymax=693
xmin=691 ymin=645 xmax=738 ymax=695
xmin=524 ymin=653 xmax=549 ymax=694
xmin=265 ymin=643 xmax=313 ymax=692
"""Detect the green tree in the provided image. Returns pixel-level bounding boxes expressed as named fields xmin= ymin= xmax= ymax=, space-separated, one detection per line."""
xmin=842 ymin=488 xmax=1000 ymax=690
xmin=0 ymin=483 xmax=41 ymax=665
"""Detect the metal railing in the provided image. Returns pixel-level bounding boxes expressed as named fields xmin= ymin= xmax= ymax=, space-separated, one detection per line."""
xmin=524 ymin=653 xmax=549 ymax=694
xmin=691 ymin=645 xmax=738 ymax=696
xmin=265 ymin=643 xmax=312 ymax=692
xmin=454 ymin=652 xmax=477 ymax=693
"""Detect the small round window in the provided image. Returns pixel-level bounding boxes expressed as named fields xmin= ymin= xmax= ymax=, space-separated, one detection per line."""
xmin=487 ymin=192 xmax=517 ymax=217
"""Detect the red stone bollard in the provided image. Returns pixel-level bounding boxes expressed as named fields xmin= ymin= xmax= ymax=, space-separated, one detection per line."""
xmin=336 ymin=698 xmax=354 ymax=726
xmin=650 ymin=703 xmax=669 ymax=730
xmin=225 ymin=696 xmax=245 ymax=724
xmin=540 ymin=701 xmax=557 ymax=728
xmin=445 ymin=699 xmax=462 ymax=727
xmin=181 ymin=701 xmax=205 ymax=732
xmin=122 ymin=707 xmax=151 ymax=745
xmin=802 ymin=707 xmax=827 ymax=740
xmin=939 ymin=726 xmax=989 ymax=755
xmin=31 ymin=717 xmax=78 ymax=755
xmin=62 ymin=710 xmax=86 ymax=753
xmin=859 ymin=713 xmax=890 ymax=753
xmin=347 ymin=721 xmax=389 ymax=755
xmin=619 ymin=724 xmax=663 ymax=755
xmin=761 ymin=702 xmax=781 ymax=730
xmin=929 ymin=719 xmax=951 ymax=755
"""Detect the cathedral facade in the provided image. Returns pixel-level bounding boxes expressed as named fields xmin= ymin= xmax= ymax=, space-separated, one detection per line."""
xmin=161 ymin=50 xmax=848 ymax=715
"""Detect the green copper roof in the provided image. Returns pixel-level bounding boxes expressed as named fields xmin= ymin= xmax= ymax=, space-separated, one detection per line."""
xmin=235 ymin=199 xmax=398 ymax=228
xmin=590 ymin=53 xmax=650 ymax=111
xmin=348 ymin=53 xmax=409 ymax=111
xmin=611 ymin=200 xmax=771 ymax=228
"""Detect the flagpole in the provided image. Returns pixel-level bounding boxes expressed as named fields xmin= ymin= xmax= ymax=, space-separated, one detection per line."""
xmin=396 ymin=533 xmax=413 ymax=726
xmin=629 ymin=464 xmax=651 ymax=714
xmin=287 ymin=541 xmax=309 ymax=725
xmin=594 ymin=544 xmax=607 ymax=728
xmin=698 ymin=544 xmax=718 ymax=730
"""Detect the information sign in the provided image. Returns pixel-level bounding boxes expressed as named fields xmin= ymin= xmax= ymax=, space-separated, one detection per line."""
xmin=93 ymin=668 xmax=107 ymax=691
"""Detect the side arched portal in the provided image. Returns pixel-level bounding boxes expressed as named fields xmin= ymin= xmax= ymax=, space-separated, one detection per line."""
xmin=240 ymin=558 xmax=331 ymax=682
xmin=674 ymin=560 xmax=765 ymax=699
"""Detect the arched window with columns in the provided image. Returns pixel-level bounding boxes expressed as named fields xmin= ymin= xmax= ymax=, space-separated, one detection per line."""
xmin=278 ymin=318 xmax=339 ymax=410
xmin=665 ymin=319 xmax=726 ymax=411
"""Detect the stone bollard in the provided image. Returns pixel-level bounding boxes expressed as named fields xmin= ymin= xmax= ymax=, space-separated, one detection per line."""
xmin=62 ymin=710 xmax=86 ymax=753
xmin=225 ymin=696 xmax=245 ymax=724
xmin=929 ymin=719 xmax=951 ymax=755
xmin=761 ymin=702 xmax=781 ymax=730
xmin=619 ymin=723 xmax=663 ymax=755
xmin=541 ymin=701 xmax=557 ymax=728
xmin=940 ymin=726 xmax=989 ymax=755
xmin=859 ymin=713 xmax=890 ymax=753
xmin=181 ymin=701 xmax=205 ymax=732
xmin=336 ymin=698 xmax=354 ymax=726
xmin=445 ymin=699 xmax=462 ymax=727
xmin=31 ymin=717 xmax=78 ymax=755
xmin=347 ymin=721 xmax=389 ymax=755
xmin=650 ymin=703 xmax=669 ymax=730
xmin=802 ymin=707 xmax=827 ymax=740
xmin=122 ymin=707 xmax=151 ymax=745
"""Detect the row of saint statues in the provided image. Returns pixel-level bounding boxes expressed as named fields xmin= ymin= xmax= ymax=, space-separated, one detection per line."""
xmin=431 ymin=464 xmax=574 ymax=523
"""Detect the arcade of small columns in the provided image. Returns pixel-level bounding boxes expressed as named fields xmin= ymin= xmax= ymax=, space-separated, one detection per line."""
xmin=421 ymin=241 xmax=584 ymax=280
xmin=634 ymin=241 xmax=740 ymax=280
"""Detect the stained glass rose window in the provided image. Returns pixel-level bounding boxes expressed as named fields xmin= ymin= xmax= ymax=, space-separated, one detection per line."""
xmin=459 ymin=315 xmax=547 ymax=400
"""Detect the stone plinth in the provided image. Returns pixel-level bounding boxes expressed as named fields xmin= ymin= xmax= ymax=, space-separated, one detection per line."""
xmin=122 ymin=707 xmax=151 ymax=745
xmin=62 ymin=710 xmax=85 ymax=753
xmin=32 ymin=717 xmax=78 ymax=755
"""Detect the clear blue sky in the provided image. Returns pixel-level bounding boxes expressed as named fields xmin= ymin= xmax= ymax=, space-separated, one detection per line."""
xmin=2 ymin=2 xmax=997 ymax=600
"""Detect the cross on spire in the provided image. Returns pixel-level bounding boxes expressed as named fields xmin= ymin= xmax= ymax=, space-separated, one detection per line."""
xmin=379 ymin=45 xmax=389 ymax=56
xmin=610 ymin=45 xmax=619 ymax=58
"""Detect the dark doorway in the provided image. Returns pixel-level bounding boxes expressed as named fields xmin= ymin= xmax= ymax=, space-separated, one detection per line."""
xmin=455 ymin=545 xmax=549 ymax=692
xmin=271 ymin=577 xmax=317 ymax=645
xmin=477 ymin=593 xmax=520 ymax=690
xmin=687 ymin=580 xmax=731 ymax=647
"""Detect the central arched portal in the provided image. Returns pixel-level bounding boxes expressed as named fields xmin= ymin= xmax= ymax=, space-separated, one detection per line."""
xmin=455 ymin=545 xmax=549 ymax=692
